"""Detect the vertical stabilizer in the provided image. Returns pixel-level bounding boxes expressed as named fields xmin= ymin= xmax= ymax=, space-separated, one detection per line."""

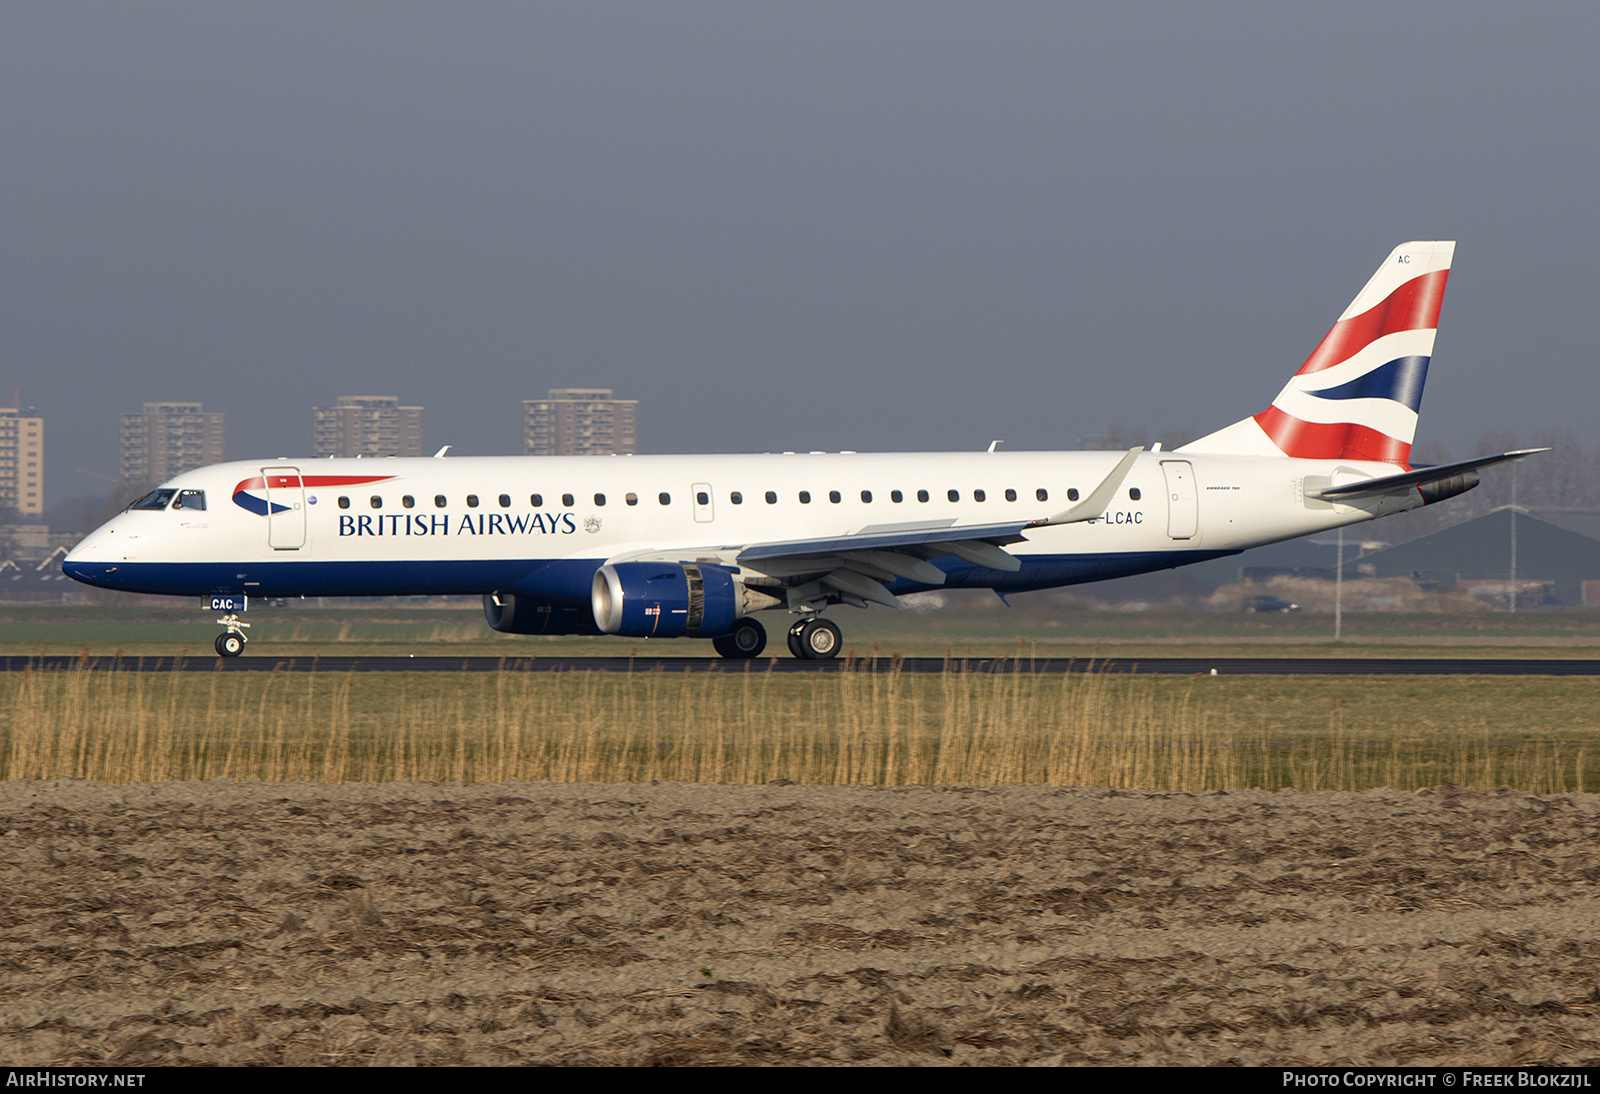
xmin=1179 ymin=241 xmax=1455 ymax=465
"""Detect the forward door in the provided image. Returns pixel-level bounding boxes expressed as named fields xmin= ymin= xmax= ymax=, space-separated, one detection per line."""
xmin=262 ymin=466 xmax=306 ymax=549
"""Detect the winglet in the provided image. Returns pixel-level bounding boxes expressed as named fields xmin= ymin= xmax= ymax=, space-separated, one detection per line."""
xmin=1040 ymin=447 xmax=1143 ymax=525
xmin=433 ymin=445 xmax=452 ymax=459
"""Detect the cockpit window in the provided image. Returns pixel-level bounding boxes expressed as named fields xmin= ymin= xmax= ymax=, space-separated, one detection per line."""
xmin=173 ymin=490 xmax=206 ymax=511
xmin=129 ymin=489 xmax=177 ymax=511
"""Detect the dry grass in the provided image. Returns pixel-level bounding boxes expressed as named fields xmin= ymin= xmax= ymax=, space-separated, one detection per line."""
xmin=2 ymin=657 xmax=1595 ymax=791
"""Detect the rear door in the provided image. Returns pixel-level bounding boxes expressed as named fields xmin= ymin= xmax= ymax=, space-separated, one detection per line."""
xmin=1161 ymin=460 xmax=1198 ymax=540
xmin=262 ymin=466 xmax=306 ymax=549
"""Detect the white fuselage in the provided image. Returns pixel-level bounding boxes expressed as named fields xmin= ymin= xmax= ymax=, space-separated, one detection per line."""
xmin=63 ymin=449 xmax=1417 ymax=607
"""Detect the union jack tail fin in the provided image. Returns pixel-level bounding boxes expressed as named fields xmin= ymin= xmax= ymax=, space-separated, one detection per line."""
xmin=1179 ymin=241 xmax=1455 ymax=466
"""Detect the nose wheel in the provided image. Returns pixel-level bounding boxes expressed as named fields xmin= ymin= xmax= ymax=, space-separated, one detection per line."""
xmin=787 ymin=617 xmax=842 ymax=660
xmin=214 ymin=612 xmax=250 ymax=658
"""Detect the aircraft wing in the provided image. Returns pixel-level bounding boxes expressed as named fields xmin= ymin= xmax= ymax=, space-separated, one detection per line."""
xmin=738 ymin=518 xmax=1030 ymax=561
xmin=1314 ymin=448 xmax=1548 ymax=500
xmin=609 ymin=518 xmax=1039 ymax=611
xmin=608 ymin=450 xmax=1152 ymax=610
xmin=736 ymin=519 xmax=1035 ymax=607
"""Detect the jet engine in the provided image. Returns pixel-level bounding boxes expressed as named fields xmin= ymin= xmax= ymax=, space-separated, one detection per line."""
xmin=483 ymin=592 xmax=601 ymax=635
xmin=591 ymin=562 xmax=779 ymax=638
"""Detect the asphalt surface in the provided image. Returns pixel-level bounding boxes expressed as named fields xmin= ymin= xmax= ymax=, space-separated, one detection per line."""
xmin=5 ymin=654 xmax=1600 ymax=675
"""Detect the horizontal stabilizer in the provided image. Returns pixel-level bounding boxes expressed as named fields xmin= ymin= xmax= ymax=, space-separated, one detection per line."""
xmin=1314 ymin=449 xmax=1548 ymax=500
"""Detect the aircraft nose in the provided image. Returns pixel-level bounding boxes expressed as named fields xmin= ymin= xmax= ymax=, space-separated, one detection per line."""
xmin=65 ymin=527 xmax=114 ymax=564
xmin=61 ymin=557 xmax=125 ymax=590
xmin=62 ymin=528 xmax=126 ymax=588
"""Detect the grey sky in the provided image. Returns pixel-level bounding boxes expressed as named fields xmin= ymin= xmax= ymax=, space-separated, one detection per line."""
xmin=3 ymin=2 xmax=1595 ymax=502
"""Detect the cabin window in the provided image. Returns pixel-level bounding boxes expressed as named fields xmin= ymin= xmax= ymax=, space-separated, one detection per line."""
xmin=562 ymin=493 xmax=574 ymax=507
xmin=917 ymin=489 xmax=929 ymax=503
xmin=466 ymin=495 xmax=479 ymax=508
xmin=174 ymin=489 xmax=206 ymax=511
xmin=531 ymin=494 xmax=543 ymax=507
xmin=435 ymin=495 xmax=447 ymax=507
xmin=1066 ymin=488 xmax=1078 ymax=501
xmin=947 ymin=489 xmax=960 ymax=502
xmin=594 ymin=493 xmax=606 ymax=506
xmin=370 ymin=496 xmax=382 ymax=509
xmin=860 ymin=490 xmax=872 ymax=503
xmin=1005 ymin=488 xmax=1017 ymax=502
xmin=1129 ymin=487 xmax=1141 ymax=501
xmin=129 ymin=489 xmax=177 ymax=511
xmin=658 ymin=492 xmax=671 ymax=505
xmin=891 ymin=490 xmax=903 ymax=503
xmin=625 ymin=493 xmax=638 ymax=506
xmin=696 ymin=491 xmax=709 ymax=506
xmin=798 ymin=491 xmax=811 ymax=504
xmin=402 ymin=495 xmax=415 ymax=509
xmin=765 ymin=491 xmax=777 ymax=504
xmin=829 ymin=491 xmax=841 ymax=504
xmin=336 ymin=496 xmax=350 ymax=510
xmin=730 ymin=491 xmax=743 ymax=504
xmin=1037 ymin=488 xmax=1050 ymax=502
xmin=973 ymin=489 xmax=986 ymax=502
xmin=499 ymin=494 xmax=511 ymax=508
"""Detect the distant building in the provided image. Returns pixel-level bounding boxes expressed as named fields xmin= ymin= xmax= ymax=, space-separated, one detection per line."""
xmin=118 ymin=402 xmax=223 ymax=489
xmin=0 ymin=404 xmax=43 ymax=516
xmin=312 ymin=395 xmax=424 ymax=458
xmin=1355 ymin=508 xmax=1600 ymax=605
xmin=522 ymin=388 xmax=638 ymax=456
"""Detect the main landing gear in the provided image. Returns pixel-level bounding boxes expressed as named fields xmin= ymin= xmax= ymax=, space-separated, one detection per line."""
xmin=787 ymin=616 xmax=841 ymax=661
xmin=707 ymin=616 xmax=843 ymax=660
xmin=214 ymin=613 xmax=249 ymax=658
xmin=711 ymin=617 xmax=768 ymax=659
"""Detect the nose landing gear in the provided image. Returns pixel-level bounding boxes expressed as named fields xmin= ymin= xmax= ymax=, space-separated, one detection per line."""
xmin=787 ymin=616 xmax=842 ymax=660
xmin=214 ymin=613 xmax=250 ymax=658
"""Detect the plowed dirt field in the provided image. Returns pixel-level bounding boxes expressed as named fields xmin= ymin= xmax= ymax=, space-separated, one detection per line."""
xmin=3 ymin=781 xmax=1599 ymax=1066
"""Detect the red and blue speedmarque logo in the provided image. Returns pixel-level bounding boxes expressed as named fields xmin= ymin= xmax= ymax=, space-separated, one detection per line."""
xmin=231 ymin=474 xmax=396 ymax=516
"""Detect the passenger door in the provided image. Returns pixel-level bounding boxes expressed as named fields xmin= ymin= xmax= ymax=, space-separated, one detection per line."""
xmin=262 ymin=466 xmax=306 ymax=549
xmin=1161 ymin=460 xmax=1198 ymax=540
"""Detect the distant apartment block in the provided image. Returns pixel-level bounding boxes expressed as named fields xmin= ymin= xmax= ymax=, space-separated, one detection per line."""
xmin=0 ymin=404 xmax=43 ymax=516
xmin=522 ymin=388 xmax=638 ymax=456
xmin=312 ymin=395 xmax=424 ymax=458
xmin=118 ymin=402 xmax=223 ymax=489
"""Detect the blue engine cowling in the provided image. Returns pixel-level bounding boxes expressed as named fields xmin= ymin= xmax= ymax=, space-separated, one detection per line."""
xmin=591 ymin=562 xmax=741 ymax=638
xmin=483 ymin=592 xmax=602 ymax=635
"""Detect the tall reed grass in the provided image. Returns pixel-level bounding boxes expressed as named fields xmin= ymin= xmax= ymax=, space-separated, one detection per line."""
xmin=1 ymin=657 xmax=1592 ymax=791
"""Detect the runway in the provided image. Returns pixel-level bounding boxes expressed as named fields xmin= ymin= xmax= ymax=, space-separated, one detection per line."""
xmin=5 ymin=654 xmax=1600 ymax=675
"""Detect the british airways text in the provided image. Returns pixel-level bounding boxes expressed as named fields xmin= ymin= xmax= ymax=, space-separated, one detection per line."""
xmin=338 ymin=513 xmax=578 ymax=537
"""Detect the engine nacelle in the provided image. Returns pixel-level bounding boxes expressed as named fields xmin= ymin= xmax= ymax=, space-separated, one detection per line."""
xmin=483 ymin=592 xmax=601 ymax=635
xmin=1417 ymin=469 xmax=1479 ymax=505
xmin=592 ymin=562 xmax=772 ymax=638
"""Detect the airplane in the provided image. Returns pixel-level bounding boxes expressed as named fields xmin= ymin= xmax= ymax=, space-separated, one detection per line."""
xmin=63 ymin=241 xmax=1541 ymax=659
